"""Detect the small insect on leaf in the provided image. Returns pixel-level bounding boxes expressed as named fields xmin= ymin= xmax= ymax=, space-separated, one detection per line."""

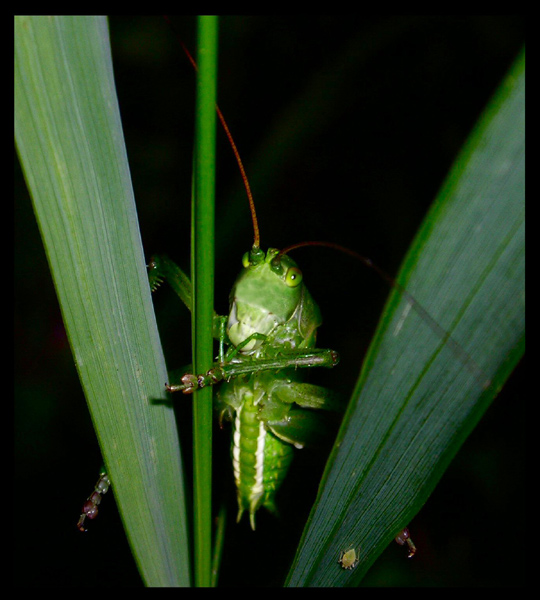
xmin=339 ymin=546 xmax=359 ymax=570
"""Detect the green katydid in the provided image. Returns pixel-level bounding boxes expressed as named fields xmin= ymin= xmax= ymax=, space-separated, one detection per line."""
xmin=148 ymin=246 xmax=342 ymax=530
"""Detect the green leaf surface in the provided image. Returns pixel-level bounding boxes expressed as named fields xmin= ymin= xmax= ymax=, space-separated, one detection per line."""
xmin=286 ymin=49 xmax=524 ymax=586
xmin=15 ymin=16 xmax=190 ymax=586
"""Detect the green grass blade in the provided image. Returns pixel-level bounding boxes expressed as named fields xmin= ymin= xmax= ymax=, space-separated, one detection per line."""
xmin=191 ymin=15 xmax=219 ymax=588
xmin=15 ymin=16 xmax=190 ymax=586
xmin=286 ymin=48 xmax=524 ymax=586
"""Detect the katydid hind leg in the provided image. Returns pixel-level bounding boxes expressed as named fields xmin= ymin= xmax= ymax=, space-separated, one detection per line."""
xmin=272 ymin=381 xmax=343 ymax=411
xmin=266 ymin=409 xmax=338 ymax=449
xmin=264 ymin=381 xmax=344 ymax=448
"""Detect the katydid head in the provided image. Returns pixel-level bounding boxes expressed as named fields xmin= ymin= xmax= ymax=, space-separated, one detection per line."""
xmin=227 ymin=247 xmax=321 ymax=353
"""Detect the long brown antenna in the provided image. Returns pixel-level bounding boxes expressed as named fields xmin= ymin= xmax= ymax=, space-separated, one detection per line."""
xmin=214 ymin=105 xmax=260 ymax=249
xmin=281 ymin=241 xmax=492 ymax=391
xmin=173 ymin=28 xmax=260 ymax=249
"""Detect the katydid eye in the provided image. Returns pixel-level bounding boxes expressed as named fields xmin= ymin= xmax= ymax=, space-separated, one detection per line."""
xmin=242 ymin=252 xmax=250 ymax=268
xmin=285 ymin=266 xmax=302 ymax=287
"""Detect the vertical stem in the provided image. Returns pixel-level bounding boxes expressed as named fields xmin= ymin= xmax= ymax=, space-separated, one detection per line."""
xmin=191 ymin=15 xmax=218 ymax=588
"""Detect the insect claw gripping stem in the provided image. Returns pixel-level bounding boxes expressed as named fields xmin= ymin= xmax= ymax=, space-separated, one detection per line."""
xmin=166 ymin=367 xmax=227 ymax=394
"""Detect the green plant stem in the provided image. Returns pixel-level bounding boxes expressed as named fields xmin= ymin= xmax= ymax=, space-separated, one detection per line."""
xmin=191 ymin=15 xmax=219 ymax=588
xmin=211 ymin=503 xmax=227 ymax=587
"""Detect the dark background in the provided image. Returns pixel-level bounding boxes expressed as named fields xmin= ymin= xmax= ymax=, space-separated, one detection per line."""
xmin=15 ymin=16 xmax=525 ymax=586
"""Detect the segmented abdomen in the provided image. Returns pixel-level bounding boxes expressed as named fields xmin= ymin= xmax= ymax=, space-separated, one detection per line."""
xmin=232 ymin=389 xmax=293 ymax=530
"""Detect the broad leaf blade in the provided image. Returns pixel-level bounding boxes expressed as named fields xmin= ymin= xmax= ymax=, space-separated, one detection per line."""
xmin=287 ymin=49 xmax=524 ymax=586
xmin=15 ymin=16 xmax=190 ymax=586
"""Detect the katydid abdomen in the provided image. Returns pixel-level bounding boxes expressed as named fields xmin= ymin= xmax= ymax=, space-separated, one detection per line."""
xmin=225 ymin=376 xmax=295 ymax=530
